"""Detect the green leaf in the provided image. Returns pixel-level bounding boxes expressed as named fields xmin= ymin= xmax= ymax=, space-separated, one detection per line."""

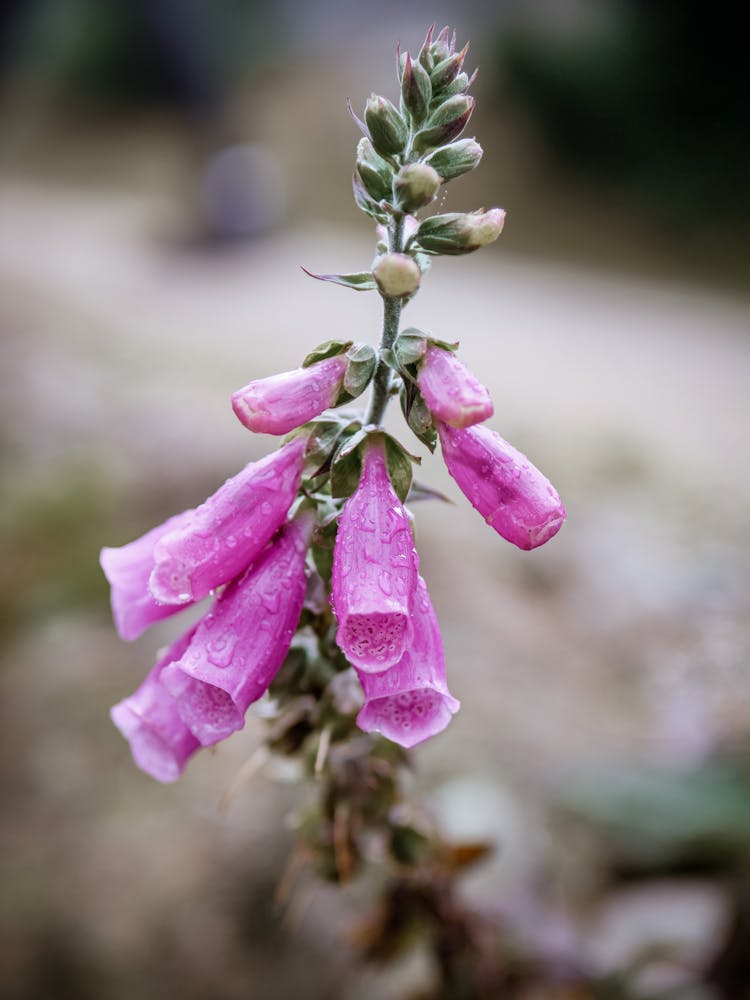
xmin=330 ymin=428 xmax=369 ymax=498
xmin=301 ymin=266 xmax=378 ymax=292
xmin=383 ymin=434 xmax=417 ymax=502
xmin=302 ymin=339 xmax=353 ymax=368
xmin=394 ymin=328 xmax=428 ymax=368
xmin=342 ymin=343 xmax=377 ymax=399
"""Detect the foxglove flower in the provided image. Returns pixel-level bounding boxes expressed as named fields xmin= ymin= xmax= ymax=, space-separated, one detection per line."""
xmin=110 ymin=627 xmax=200 ymax=783
xmin=161 ymin=509 xmax=313 ymax=746
xmin=356 ymin=575 xmax=459 ymax=748
xmin=332 ymin=439 xmax=418 ymax=673
xmin=232 ymin=356 xmax=348 ymax=435
xmin=417 ymin=345 xmax=493 ymax=428
xmin=100 ymin=510 xmax=195 ymax=641
xmin=438 ymin=421 xmax=565 ymax=550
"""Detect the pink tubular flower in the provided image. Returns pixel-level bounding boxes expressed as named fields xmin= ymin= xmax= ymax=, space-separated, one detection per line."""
xmin=161 ymin=509 xmax=313 ymax=746
xmin=438 ymin=421 xmax=565 ymax=550
xmin=232 ymin=355 xmax=349 ymax=435
xmin=331 ymin=439 xmax=418 ymax=673
xmin=100 ymin=510 xmax=195 ymax=641
xmin=148 ymin=437 xmax=306 ymax=606
xmin=110 ymin=627 xmax=201 ymax=783
xmin=417 ymin=346 xmax=493 ymax=428
xmin=356 ymin=575 xmax=459 ymax=748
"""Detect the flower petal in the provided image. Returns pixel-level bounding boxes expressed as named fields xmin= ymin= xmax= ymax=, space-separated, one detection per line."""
xmin=356 ymin=575 xmax=459 ymax=748
xmin=149 ymin=437 xmax=306 ymax=605
xmin=417 ymin=346 xmax=493 ymax=428
xmin=110 ymin=627 xmax=201 ymax=782
xmin=161 ymin=510 xmax=313 ymax=746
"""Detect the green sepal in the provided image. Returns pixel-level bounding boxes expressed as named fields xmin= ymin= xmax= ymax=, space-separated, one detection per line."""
xmin=330 ymin=427 xmax=369 ymax=498
xmin=302 ymin=339 xmax=353 ymax=368
xmin=352 ymin=173 xmax=389 ymax=223
xmin=311 ymin=511 xmax=339 ymax=583
xmin=342 ymin=343 xmax=377 ymax=399
xmin=383 ymin=432 xmax=419 ymax=502
xmin=394 ymin=328 xmax=428 ymax=368
xmin=302 ymin=265 xmax=377 ymax=292
xmin=399 ymin=382 xmax=436 ymax=453
xmin=301 ymin=417 xmax=350 ymax=476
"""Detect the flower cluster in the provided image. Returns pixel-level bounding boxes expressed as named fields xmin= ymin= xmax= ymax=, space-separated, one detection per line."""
xmin=102 ymin=26 xmax=565 ymax=783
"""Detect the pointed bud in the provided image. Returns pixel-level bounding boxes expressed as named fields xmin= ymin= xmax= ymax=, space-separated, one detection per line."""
xmin=430 ymin=43 xmax=469 ymax=93
xmin=355 ymin=137 xmax=393 ymax=203
xmin=232 ymin=355 xmax=349 ymax=435
xmin=352 ymin=171 xmax=388 ymax=222
xmin=331 ymin=438 xmax=419 ymax=673
xmin=373 ymin=252 xmax=421 ymax=298
xmin=440 ymin=71 xmax=471 ymax=99
xmin=356 ymin=575 xmax=459 ymax=748
xmin=415 ymin=208 xmax=506 ymax=255
xmin=424 ymin=138 xmax=483 ymax=182
xmin=438 ymin=422 xmax=566 ymax=550
xmin=412 ymin=95 xmax=475 ymax=154
xmin=418 ymin=24 xmax=436 ymax=72
xmin=162 ymin=511 xmax=313 ymax=746
xmin=401 ymin=51 xmax=432 ymax=124
xmin=365 ymin=94 xmax=408 ymax=156
xmin=431 ymin=26 xmax=452 ymax=64
xmin=417 ymin=346 xmax=493 ymax=428
xmin=394 ymin=162 xmax=441 ymax=212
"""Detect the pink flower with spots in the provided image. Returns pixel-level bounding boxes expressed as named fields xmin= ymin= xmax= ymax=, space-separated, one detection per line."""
xmin=438 ymin=421 xmax=565 ymax=550
xmin=331 ymin=439 xmax=419 ymax=673
xmin=161 ymin=509 xmax=313 ymax=746
xmin=417 ymin=345 xmax=493 ymax=428
xmin=356 ymin=575 xmax=459 ymax=747
xmin=232 ymin=355 xmax=349 ymax=435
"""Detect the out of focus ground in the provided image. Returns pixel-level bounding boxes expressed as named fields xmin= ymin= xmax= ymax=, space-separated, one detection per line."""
xmin=1 ymin=9 xmax=750 ymax=997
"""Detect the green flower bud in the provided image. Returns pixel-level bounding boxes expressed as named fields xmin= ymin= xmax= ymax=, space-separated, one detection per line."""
xmin=415 ymin=208 xmax=506 ymax=255
xmin=365 ymin=94 xmax=408 ymax=156
xmin=394 ymin=163 xmax=441 ymax=212
xmin=373 ymin=253 xmax=421 ymax=297
xmin=355 ymin=137 xmax=393 ymax=202
xmin=412 ymin=95 xmax=475 ymax=155
xmin=424 ymin=139 xmax=483 ymax=182
xmin=430 ymin=43 xmax=469 ymax=93
xmin=440 ymin=71 xmax=471 ymax=99
xmin=401 ymin=51 xmax=432 ymax=124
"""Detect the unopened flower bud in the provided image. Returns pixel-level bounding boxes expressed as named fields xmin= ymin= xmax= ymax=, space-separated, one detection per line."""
xmin=424 ymin=138 xmax=483 ymax=182
xmin=418 ymin=346 xmax=493 ymax=428
xmin=412 ymin=95 xmax=475 ymax=154
xmin=394 ymin=163 xmax=441 ymax=212
xmin=355 ymin=137 xmax=393 ymax=203
xmin=365 ymin=94 xmax=408 ymax=156
xmin=401 ymin=51 xmax=431 ymax=124
xmin=373 ymin=253 xmax=421 ymax=297
xmin=430 ymin=43 xmax=469 ymax=93
xmin=416 ymin=208 xmax=506 ymax=255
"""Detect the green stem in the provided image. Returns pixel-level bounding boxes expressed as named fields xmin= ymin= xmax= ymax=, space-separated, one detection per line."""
xmin=366 ymin=214 xmax=405 ymax=426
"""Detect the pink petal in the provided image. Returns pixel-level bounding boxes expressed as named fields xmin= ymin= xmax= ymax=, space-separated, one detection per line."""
xmin=110 ymin=627 xmax=201 ymax=782
xmin=100 ymin=510 xmax=195 ymax=641
xmin=232 ymin=355 xmax=348 ymax=435
xmin=418 ymin=346 xmax=493 ymax=428
xmin=149 ymin=437 xmax=306 ymax=605
xmin=331 ymin=440 xmax=419 ymax=673
xmin=161 ymin=510 xmax=313 ymax=746
xmin=356 ymin=575 xmax=459 ymax=748
xmin=438 ymin=422 xmax=566 ymax=550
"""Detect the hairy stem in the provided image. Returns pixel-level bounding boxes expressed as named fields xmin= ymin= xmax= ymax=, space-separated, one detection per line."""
xmin=366 ymin=214 xmax=406 ymax=426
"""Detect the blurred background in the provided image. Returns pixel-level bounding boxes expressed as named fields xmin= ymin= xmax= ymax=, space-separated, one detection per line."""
xmin=1 ymin=1 xmax=749 ymax=997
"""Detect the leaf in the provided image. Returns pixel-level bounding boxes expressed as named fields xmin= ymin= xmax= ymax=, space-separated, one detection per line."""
xmin=342 ymin=343 xmax=377 ymax=401
xmin=301 ymin=267 xmax=377 ymax=292
xmin=400 ymin=383 xmax=436 ymax=452
xmin=330 ymin=428 xmax=369 ymax=498
xmin=383 ymin=434 xmax=416 ymax=503
xmin=302 ymin=339 xmax=353 ymax=368
xmin=304 ymin=417 xmax=349 ymax=474
xmin=394 ymin=329 xmax=427 ymax=368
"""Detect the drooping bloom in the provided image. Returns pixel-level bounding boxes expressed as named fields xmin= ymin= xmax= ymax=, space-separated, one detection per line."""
xmin=438 ymin=421 xmax=565 ymax=550
xmin=110 ymin=627 xmax=200 ymax=783
xmin=417 ymin=346 xmax=493 ymax=428
xmin=161 ymin=509 xmax=313 ymax=746
xmin=331 ymin=438 xmax=418 ymax=673
xmin=232 ymin=356 xmax=348 ymax=435
xmin=100 ymin=510 xmax=195 ymax=641
xmin=356 ymin=575 xmax=459 ymax=748
xmin=148 ymin=436 xmax=306 ymax=605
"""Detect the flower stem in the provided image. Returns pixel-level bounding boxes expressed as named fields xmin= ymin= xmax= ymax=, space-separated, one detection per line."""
xmin=366 ymin=214 xmax=405 ymax=426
